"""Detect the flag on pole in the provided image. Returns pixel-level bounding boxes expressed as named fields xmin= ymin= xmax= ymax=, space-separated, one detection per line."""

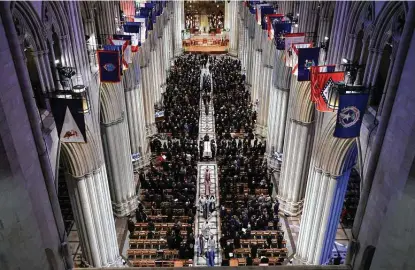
xmin=284 ymin=33 xmax=305 ymax=66
xmin=297 ymin=47 xmax=320 ymax=81
xmin=334 ymin=93 xmax=369 ymax=138
xmin=50 ymin=98 xmax=87 ymax=143
xmin=291 ymin=43 xmax=313 ymax=75
xmin=273 ymin=22 xmax=292 ymax=50
xmin=260 ymin=6 xmax=276 ymax=30
xmin=103 ymin=45 xmax=124 ymax=75
xmin=255 ymin=4 xmax=271 ymax=25
xmin=266 ymin=14 xmax=285 ymax=39
xmin=123 ymin=22 xmax=141 ymax=52
xmin=310 ymin=66 xmax=344 ymax=112
xmin=111 ymin=34 xmax=132 ymax=64
xmin=97 ymin=50 xmax=121 ymax=82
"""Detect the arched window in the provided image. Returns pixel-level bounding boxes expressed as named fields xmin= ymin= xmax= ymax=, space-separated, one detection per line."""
xmin=372 ymin=40 xmax=392 ymax=107
xmin=13 ymin=4 xmax=52 ymax=113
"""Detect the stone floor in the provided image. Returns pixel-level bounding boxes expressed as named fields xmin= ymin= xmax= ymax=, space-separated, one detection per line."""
xmin=283 ymin=216 xmax=352 ymax=265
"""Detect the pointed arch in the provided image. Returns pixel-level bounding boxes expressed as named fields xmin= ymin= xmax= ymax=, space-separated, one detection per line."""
xmin=99 ymin=83 xmax=125 ymax=124
xmin=42 ymin=1 xmax=70 ymax=40
xmin=370 ymin=1 xmax=406 ymax=51
xmin=12 ymin=1 xmax=47 ymax=52
xmin=60 ymin=127 xmax=104 ymax=178
xmin=290 ymin=81 xmax=314 ymax=123
xmin=314 ymin=115 xmax=357 ymax=176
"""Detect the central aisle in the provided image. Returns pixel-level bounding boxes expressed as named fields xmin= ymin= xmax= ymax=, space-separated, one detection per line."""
xmin=194 ymin=65 xmax=222 ymax=266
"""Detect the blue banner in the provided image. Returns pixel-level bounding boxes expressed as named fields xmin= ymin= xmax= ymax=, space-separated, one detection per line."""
xmin=103 ymin=45 xmax=123 ymax=75
xmin=273 ymin=22 xmax=291 ymax=50
xmin=334 ymin=93 xmax=369 ymax=138
xmin=260 ymin=7 xmax=275 ymax=30
xmin=123 ymin=22 xmax=141 ymax=34
xmin=98 ymin=50 xmax=121 ymax=83
xmin=298 ymin=47 xmax=320 ymax=81
xmin=113 ymin=34 xmax=132 ymax=42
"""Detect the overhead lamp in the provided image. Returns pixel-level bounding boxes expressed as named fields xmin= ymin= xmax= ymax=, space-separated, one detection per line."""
xmin=55 ymin=59 xmax=60 ymax=64
xmin=342 ymin=58 xmax=349 ymax=64
xmin=324 ymin=36 xmax=329 ymax=41
xmin=294 ymin=23 xmax=298 ymax=28
xmin=296 ymin=13 xmax=299 ymax=16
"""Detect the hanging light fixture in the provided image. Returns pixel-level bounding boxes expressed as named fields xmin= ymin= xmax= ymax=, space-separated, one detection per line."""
xmin=53 ymin=67 xmax=90 ymax=114
xmin=327 ymin=82 xmax=367 ymax=110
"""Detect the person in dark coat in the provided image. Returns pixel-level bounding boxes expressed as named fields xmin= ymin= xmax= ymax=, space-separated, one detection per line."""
xmin=251 ymin=243 xmax=258 ymax=259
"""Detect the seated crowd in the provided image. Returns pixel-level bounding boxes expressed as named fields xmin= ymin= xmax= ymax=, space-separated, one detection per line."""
xmin=155 ymin=55 xmax=203 ymax=139
xmin=127 ymin=55 xmax=208 ymax=267
xmin=210 ymin=57 xmax=287 ymax=266
xmin=211 ymin=57 xmax=256 ymax=135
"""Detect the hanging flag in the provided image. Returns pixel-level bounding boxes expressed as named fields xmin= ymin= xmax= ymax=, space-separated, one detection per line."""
xmin=123 ymin=22 xmax=141 ymax=52
xmin=310 ymin=67 xmax=344 ymax=112
xmin=334 ymin=93 xmax=369 ymax=138
xmin=260 ymin=6 xmax=276 ymax=30
xmin=111 ymin=34 xmax=132 ymax=64
xmin=97 ymin=50 xmax=121 ymax=82
xmin=273 ymin=22 xmax=291 ymax=50
xmin=134 ymin=17 xmax=147 ymax=43
xmin=50 ymin=98 xmax=87 ymax=143
xmin=291 ymin=43 xmax=313 ymax=75
xmin=106 ymin=41 xmax=127 ymax=72
xmin=297 ymin=47 xmax=320 ymax=81
xmin=255 ymin=4 xmax=271 ymax=25
xmin=266 ymin=14 xmax=285 ymax=39
xmin=284 ymin=33 xmax=305 ymax=66
xmin=103 ymin=45 xmax=124 ymax=75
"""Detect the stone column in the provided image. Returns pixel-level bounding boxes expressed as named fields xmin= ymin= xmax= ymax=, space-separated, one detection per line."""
xmin=266 ymin=50 xmax=292 ymax=156
xmin=228 ymin=0 xmax=239 ymax=56
xmin=123 ymin=54 xmax=149 ymax=169
xmin=141 ymin=63 xmax=157 ymax=136
xmin=173 ymin=1 xmax=184 ymax=56
xmin=277 ymin=79 xmax=315 ymax=216
xmin=65 ymin=166 xmax=122 ymax=267
xmin=100 ymin=82 xmax=137 ymax=217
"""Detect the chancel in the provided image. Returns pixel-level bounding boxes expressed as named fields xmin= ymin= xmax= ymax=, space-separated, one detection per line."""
xmin=0 ymin=1 xmax=414 ymax=270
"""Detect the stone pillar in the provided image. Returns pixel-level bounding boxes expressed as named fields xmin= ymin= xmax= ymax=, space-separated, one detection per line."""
xmin=228 ymin=1 xmax=239 ymax=56
xmin=65 ymin=166 xmax=122 ymax=267
xmin=173 ymin=1 xmax=184 ymax=56
xmin=266 ymin=50 xmax=292 ymax=156
xmin=123 ymin=54 xmax=149 ymax=169
xmin=277 ymin=79 xmax=315 ymax=216
xmin=141 ymin=64 xmax=157 ymax=136
xmin=100 ymin=83 xmax=137 ymax=217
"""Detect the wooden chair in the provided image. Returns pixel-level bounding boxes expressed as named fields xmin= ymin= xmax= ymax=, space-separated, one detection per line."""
xmin=174 ymin=260 xmax=184 ymax=267
xmin=238 ymin=258 xmax=247 ymax=266
xmin=149 ymin=249 xmax=157 ymax=259
xmin=230 ymin=258 xmax=239 ymax=266
xmin=127 ymin=250 xmax=135 ymax=260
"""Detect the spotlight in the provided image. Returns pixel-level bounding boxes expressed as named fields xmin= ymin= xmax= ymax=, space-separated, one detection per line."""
xmin=296 ymin=13 xmax=299 ymax=16
xmin=294 ymin=24 xmax=299 ymax=28
xmin=324 ymin=36 xmax=329 ymax=41
xmin=342 ymin=58 xmax=349 ymax=64
xmin=55 ymin=59 xmax=60 ymax=64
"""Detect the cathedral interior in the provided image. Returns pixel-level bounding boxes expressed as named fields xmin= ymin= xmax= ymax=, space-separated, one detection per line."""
xmin=0 ymin=1 xmax=414 ymax=270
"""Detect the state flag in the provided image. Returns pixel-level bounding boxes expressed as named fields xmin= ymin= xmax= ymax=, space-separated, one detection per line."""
xmin=334 ymin=93 xmax=369 ymax=138
xmin=284 ymin=33 xmax=305 ymax=67
xmin=291 ymin=43 xmax=313 ymax=75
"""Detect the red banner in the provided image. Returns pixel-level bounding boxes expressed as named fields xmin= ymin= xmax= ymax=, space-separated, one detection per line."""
xmin=310 ymin=66 xmax=344 ymax=112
